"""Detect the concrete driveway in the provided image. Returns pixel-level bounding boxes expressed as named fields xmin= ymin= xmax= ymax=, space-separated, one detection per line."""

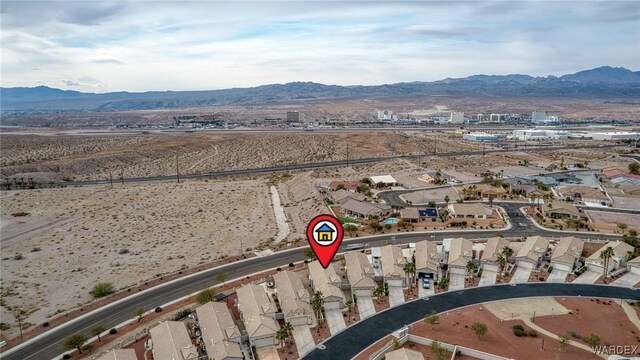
xmin=547 ymin=269 xmax=570 ymax=283
xmin=510 ymin=267 xmax=532 ymax=283
xmin=292 ymin=325 xmax=315 ymax=356
xmin=479 ymin=269 xmax=498 ymax=286
xmin=572 ymin=270 xmax=601 ymax=284
xmin=419 ymin=283 xmax=435 ymax=297
xmin=612 ymin=272 xmax=640 ymax=287
xmin=389 ymin=285 xmax=405 ymax=307
xmin=324 ymin=308 xmax=346 ymax=335
xmin=357 ymin=295 xmax=376 ymax=319
xmin=255 ymin=346 xmax=280 ymax=360
xmin=449 ymin=273 xmax=466 ymax=290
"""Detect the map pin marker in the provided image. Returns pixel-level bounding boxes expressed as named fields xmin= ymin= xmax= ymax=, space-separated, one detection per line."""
xmin=306 ymin=214 xmax=344 ymax=269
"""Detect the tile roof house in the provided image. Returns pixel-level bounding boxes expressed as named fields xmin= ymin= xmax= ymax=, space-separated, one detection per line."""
xmin=558 ymin=185 xmax=609 ymax=204
xmin=308 ymin=261 xmax=345 ymax=309
xmin=236 ymin=284 xmax=279 ymax=348
xmin=344 ymin=251 xmax=376 ymax=297
xmin=196 ymin=302 xmax=243 ymax=360
xmin=385 ymin=348 xmax=425 ymax=360
xmin=447 ymin=203 xmax=493 ymax=219
xmin=380 ymin=244 xmax=407 ymax=286
xmin=149 ymin=321 xmax=199 ymax=360
xmin=550 ymin=237 xmax=584 ymax=272
xmin=481 ymin=237 xmax=510 ymax=264
xmin=515 ymin=236 xmax=550 ymax=269
xmin=97 ymin=350 xmax=138 ymax=360
xmin=446 ymin=238 xmax=474 ymax=270
xmin=586 ymin=241 xmax=634 ymax=277
xmin=626 ymin=256 xmax=640 ymax=275
xmin=328 ymin=181 xmax=358 ymax=191
xmin=510 ymin=184 xmax=547 ymax=197
xmin=273 ymin=270 xmax=314 ymax=326
xmin=543 ymin=201 xmax=587 ymax=221
xmin=331 ymin=189 xmax=366 ymax=204
xmin=414 ymin=240 xmax=441 ymax=279
xmin=472 ymin=184 xmax=507 ymax=199
xmin=341 ymin=199 xmax=392 ymax=218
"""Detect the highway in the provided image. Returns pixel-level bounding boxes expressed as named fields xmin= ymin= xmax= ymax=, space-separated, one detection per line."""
xmin=303 ymin=284 xmax=640 ymax=360
xmin=2 ymin=220 xmax=624 ymax=360
xmin=61 ymin=143 xmax=622 ymax=187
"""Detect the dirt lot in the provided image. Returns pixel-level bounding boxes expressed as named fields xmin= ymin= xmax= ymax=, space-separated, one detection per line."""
xmin=0 ymin=179 xmax=279 ymax=334
xmin=402 ymin=186 xmax=461 ymax=204
xmin=586 ymin=210 xmax=640 ymax=232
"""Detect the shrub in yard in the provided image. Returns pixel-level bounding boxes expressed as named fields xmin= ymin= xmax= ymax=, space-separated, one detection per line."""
xmin=512 ymin=324 xmax=527 ymax=337
xmin=173 ymin=309 xmax=192 ymax=321
xmin=155 ymin=307 xmax=162 ymax=313
xmin=89 ymin=283 xmax=115 ymax=298
xmin=529 ymin=329 xmax=538 ymax=337
xmin=109 ymin=328 xmax=117 ymax=335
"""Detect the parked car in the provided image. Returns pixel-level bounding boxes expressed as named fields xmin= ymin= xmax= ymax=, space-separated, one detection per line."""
xmin=422 ymin=277 xmax=430 ymax=289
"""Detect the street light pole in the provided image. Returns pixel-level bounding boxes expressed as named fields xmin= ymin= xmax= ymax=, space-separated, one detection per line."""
xmin=17 ymin=308 xmax=24 ymax=342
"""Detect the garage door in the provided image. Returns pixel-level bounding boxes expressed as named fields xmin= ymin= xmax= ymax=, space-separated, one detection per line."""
xmin=631 ymin=266 xmax=640 ymax=275
xmin=324 ymin=300 xmax=341 ymax=310
xmin=354 ymin=288 xmax=374 ymax=298
xmin=253 ymin=335 xmax=277 ymax=348
xmin=552 ymin=263 xmax=572 ymax=272
xmin=517 ymin=261 xmax=535 ymax=269
xmin=386 ymin=279 xmax=404 ymax=287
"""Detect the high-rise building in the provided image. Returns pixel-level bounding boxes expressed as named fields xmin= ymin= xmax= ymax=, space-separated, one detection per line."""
xmin=286 ymin=111 xmax=300 ymax=123
xmin=450 ymin=112 xmax=464 ymax=123
xmin=377 ymin=110 xmax=393 ymax=120
xmin=532 ymin=111 xmax=546 ymax=122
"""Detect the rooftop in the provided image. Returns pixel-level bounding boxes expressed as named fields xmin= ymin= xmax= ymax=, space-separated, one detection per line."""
xmin=236 ymin=284 xmax=279 ymax=338
xmin=195 ymin=302 xmax=242 ymax=360
xmin=481 ymin=237 xmax=510 ymax=263
xmin=550 ymin=237 xmax=584 ymax=265
xmin=273 ymin=270 xmax=313 ymax=318
xmin=149 ymin=321 xmax=198 ymax=360
xmin=516 ymin=236 xmax=550 ymax=262
xmin=380 ymin=244 xmax=407 ymax=278
xmin=308 ymin=261 xmax=345 ymax=300
xmin=344 ymin=251 xmax=376 ymax=288
xmin=414 ymin=240 xmax=439 ymax=272
xmin=447 ymin=238 xmax=474 ymax=267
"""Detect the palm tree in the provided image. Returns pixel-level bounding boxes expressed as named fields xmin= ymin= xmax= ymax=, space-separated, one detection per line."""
xmin=282 ymin=321 xmax=294 ymax=339
xmin=403 ymin=262 xmax=416 ymax=289
xmin=466 ymin=261 xmax=477 ymax=280
xmin=311 ymin=291 xmax=325 ymax=324
xmin=345 ymin=299 xmax=353 ymax=313
xmin=501 ymin=246 xmax=513 ymax=261
xmin=276 ymin=328 xmax=287 ymax=347
xmin=496 ymin=255 xmax=507 ymax=278
xmin=91 ymin=325 xmax=106 ymax=342
xmin=600 ymin=246 xmax=615 ymax=278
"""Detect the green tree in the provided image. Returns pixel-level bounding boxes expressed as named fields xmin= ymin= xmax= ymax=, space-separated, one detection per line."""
xmin=62 ymin=333 xmax=88 ymax=354
xmin=196 ymin=287 xmax=217 ymax=304
xmin=135 ymin=307 xmax=146 ymax=322
xmin=427 ymin=201 xmax=436 ymax=208
xmin=471 ymin=322 xmax=487 ymax=340
xmin=424 ymin=310 xmax=439 ymax=326
xmin=622 ymin=230 xmax=639 ymax=250
xmin=89 ymin=283 xmax=115 ymax=298
xmin=558 ymin=332 xmax=571 ymax=351
xmin=276 ymin=328 xmax=287 ymax=347
xmin=370 ymin=221 xmax=379 ymax=233
xmin=303 ymin=248 xmax=315 ymax=259
xmin=444 ymin=195 xmax=450 ymax=204
xmin=617 ymin=223 xmax=629 ymax=233
xmin=345 ymin=299 xmax=353 ymax=313
xmin=282 ymin=321 xmax=294 ymax=338
xmin=391 ymin=337 xmax=401 ymax=350
xmin=599 ymin=246 xmax=615 ymax=278
xmin=438 ymin=277 xmax=449 ymax=289
xmin=403 ymin=262 xmax=416 ymax=289
xmin=629 ymin=162 xmax=640 ymax=175
xmin=430 ymin=340 xmax=447 ymax=360
xmin=215 ymin=272 xmax=228 ymax=285
xmin=344 ymin=224 xmax=358 ymax=237
xmin=466 ymin=261 xmax=477 ymax=279
xmin=91 ymin=325 xmax=106 ymax=342
xmin=496 ymin=255 xmax=507 ymax=278
xmin=585 ymin=333 xmax=601 ymax=355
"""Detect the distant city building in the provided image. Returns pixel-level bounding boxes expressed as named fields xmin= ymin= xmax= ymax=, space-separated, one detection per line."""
xmin=588 ymin=132 xmax=640 ymax=140
xmin=377 ymin=110 xmax=393 ymax=120
xmin=286 ymin=111 xmax=300 ymax=123
xmin=513 ymin=129 xmax=571 ymax=140
xmin=476 ymin=114 xmax=485 ymax=122
xmin=532 ymin=111 xmax=546 ymax=122
xmin=463 ymin=132 xmax=498 ymax=142
xmin=489 ymin=114 xmax=503 ymax=123
xmin=449 ymin=111 xmax=464 ymax=123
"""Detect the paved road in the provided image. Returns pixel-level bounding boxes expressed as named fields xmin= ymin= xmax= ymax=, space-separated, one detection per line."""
xmin=56 ymin=144 xmax=620 ymax=187
xmin=2 ymin=212 xmax=625 ymax=360
xmin=303 ymin=283 xmax=640 ymax=360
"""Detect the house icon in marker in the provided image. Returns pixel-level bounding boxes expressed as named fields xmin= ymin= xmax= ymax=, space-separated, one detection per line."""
xmin=315 ymin=223 xmax=335 ymax=243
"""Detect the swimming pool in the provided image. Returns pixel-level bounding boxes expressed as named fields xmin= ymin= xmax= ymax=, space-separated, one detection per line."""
xmin=383 ymin=219 xmax=398 ymax=225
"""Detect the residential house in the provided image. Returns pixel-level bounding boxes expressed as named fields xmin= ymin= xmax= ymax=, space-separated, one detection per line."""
xmin=196 ymin=302 xmax=243 ymax=360
xmin=445 ymin=238 xmax=474 ymax=276
xmin=523 ymin=175 xmax=557 ymax=187
xmin=465 ymin=167 xmax=494 ymax=177
xmin=420 ymin=171 xmax=453 ymax=183
xmin=550 ymin=237 xmax=584 ymax=272
xmin=419 ymin=208 xmax=439 ymax=221
xmin=472 ymin=184 xmax=507 ymax=199
xmin=399 ymin=207 xmax=420 ymax=222
xmin=480 ymin=237 xmax=510 ymax=273
xmin=369 ymin=175 xmax=398 ymax=187
xmin=385 ymin=348 xmax=425 ymax=360
xmin=236 ymin=284 xmax=279 ymax=347
xmin=380 ymin=244 xmax=407 ymax=287
xmin=447 ymin=203 xmax=493 ymax=220
xmin=273 ymin=270 xmax=314 ymax=326
xmin=331 ymin=189 xmax=366 ymax=204
xmin=97 ymin=350 xmax=138 ymax=360
xmin=626 ymin=256 xmax=640 ymax=275
xmin=414 ymin=240 xmax=441 ymax=280
xmin=341 ymin=199 xmax=392 ymax=218
xmin=548 ymin=172 xmax=581 ymax=184
xmin=344 ymin=251 xmax=376 ymax=298
xmin=510 ymin=184 xmax=547 ymax=198
xmin=543 ymin=201 xmax=587 ymax=221
xmin=558 ymin=185 xmax=609 ymax=205
xmin=149 ymin=321 xmax=198 ymax=360
xmin=514 ymin=236 xmax=550 ymax=269
xmin=586 ymin=241 xmax=635 ymax=277
xmin=308 ymin=261 xmax=345 ymax=310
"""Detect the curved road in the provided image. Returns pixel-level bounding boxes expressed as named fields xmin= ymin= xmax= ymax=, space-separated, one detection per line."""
xmin=2 ymin=223 xmax=624 ymax=360
xmin=303 ymin=283 xmax=640 ymax=360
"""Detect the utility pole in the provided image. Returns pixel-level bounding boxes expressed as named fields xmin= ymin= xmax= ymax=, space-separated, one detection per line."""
xmin=175 ymin=154 xmax=180 ymax=184
xmin=121 ymin=169 xmax=124 ymax=185
xmin=109 ymin=171 xmax=113 ymax=189
xmin=16 ymin=308 xmax=24 ymax=342
xmin=346 ymin=142 xmax=349 ymax=167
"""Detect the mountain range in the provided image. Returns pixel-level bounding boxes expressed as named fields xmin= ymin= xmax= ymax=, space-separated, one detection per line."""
xmin=2 ymin=66 xmax=640 ymax=112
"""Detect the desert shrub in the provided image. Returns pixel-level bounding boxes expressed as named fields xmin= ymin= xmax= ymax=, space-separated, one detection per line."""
xmin=63 ymin=355 xmax=71 ymax=359
xmin=89 ymin=283 xmax=115 ymax=298
xmin=42 ymin=322 xmax=49 ymax=327
xmin=529 ymin=329 xmax=538 ymax=337
xmin=570 ymin=331 xmax=581 ymax=339
xmin=0 ymin=323 xmax=10 ymax=330
xmin=109 ymin=328 xmax=117 ymax=335
xmin=512 ymin=324 xmax=527 ymax=337
xmin=173 ymin=309 xmax=191 ymax=321
xmin=154 ymin=307 xmax=162 ymax=313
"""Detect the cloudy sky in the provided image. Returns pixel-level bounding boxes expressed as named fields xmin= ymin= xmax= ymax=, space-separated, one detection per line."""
xmin=1 ymin=1 xmax=639 ymax=92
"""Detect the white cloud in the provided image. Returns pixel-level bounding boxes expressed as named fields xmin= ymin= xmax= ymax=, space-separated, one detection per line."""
xmin=0 ymin=1 xmax=637 ymax=92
